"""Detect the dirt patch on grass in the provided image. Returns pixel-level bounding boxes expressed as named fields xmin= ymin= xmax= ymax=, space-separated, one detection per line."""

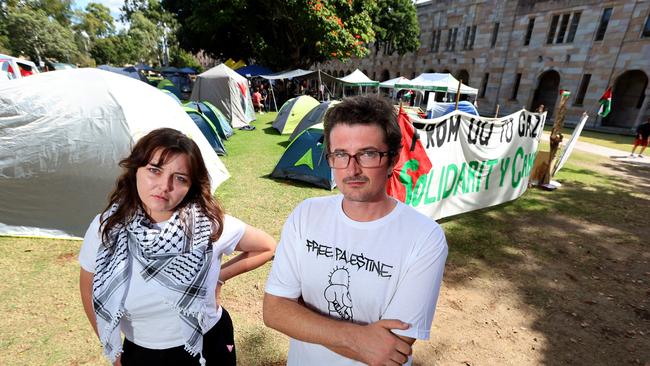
xmin=56 ymin=252 xmax=77 ymax=264
xmin=411 ymin=157 xmax=650 ymax=366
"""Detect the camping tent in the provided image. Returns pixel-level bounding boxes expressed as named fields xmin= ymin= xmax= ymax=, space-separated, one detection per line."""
xmin=160 ymin=66 xmax=181 ymax=75
xmin=97 ymin=65 xmax=149 ymax=83
xmin=158 ymin=78 xmax=183 ymax=99
xmin=338 ymin=69 xmax=379 ymax=87
xmin=179 ymin=67 xmax=198 ymax=74
xmin=183 ymin=106 xmax=227 ymax=155
xmin=0 ymin=68 xmax=229 ymax=239
xmin=379 ymin=76 xmax=411 ymax=89
xmin=395 ymin=73 xmax=478 ymax=94
xmin=272 ymin=95 xmax=320 ymax=134
xmin=426 ymin=101 xmax=479 ymax=118
xmin=161 ymin=89 xmax=182 ymax=104
xmin=271 ymin=125 xmax=335 ymax=190
xmin=185 ymin=101 xmax=234 ymax=140
xmin=236 ymin=65 xmax=273 ymax=78
xmin=288 ymin=100 xmax=339 ymax=141
xmin=191 ymin=63 xmax=255 ymax=129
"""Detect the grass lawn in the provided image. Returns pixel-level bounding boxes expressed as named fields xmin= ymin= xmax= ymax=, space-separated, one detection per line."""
xmin=0 ymin=112 xmax=647 ymax=365
xmin=544 ymin=124 xmax=635 ymax=152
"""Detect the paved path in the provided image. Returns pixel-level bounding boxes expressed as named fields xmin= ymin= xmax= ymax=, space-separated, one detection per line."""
xmin=542 ymin=132 xmax=650 ymax=165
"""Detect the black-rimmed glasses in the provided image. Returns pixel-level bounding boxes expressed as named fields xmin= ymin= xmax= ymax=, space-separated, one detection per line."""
xmin=325 ymin=151 xmax=393 ymax=169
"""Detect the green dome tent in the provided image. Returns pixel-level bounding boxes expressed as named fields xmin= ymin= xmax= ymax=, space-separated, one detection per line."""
xmin=157 ymin=78 xmax=183 ymax=100
xmin=185 ymin=101 xmax=234 ymax=140
xmin=270 ymin=124 xmax=335 ymax=190
xmin=272 ymin=95 xmax=320 ymax=135
xmin=288 ymin=100 xmax=340 ymax=141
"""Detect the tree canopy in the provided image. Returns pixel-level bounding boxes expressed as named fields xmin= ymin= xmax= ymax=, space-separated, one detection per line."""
xmin=4 ymin=7 xmax=78 ymax=63
xmin=163 ymin=0 xmax=420 ymax=70
xmin=371 ymin=0 xmax=420 ymax=56
xmin=74 ymin=3 xmax=115 ymax=42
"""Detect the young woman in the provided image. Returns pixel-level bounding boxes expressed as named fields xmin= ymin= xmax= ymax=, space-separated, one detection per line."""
xmin=79 ymin=128 xmax=276 ymax=366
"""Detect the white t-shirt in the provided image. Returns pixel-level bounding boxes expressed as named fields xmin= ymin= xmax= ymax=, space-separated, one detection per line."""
xmin=265 ymin=195 xmax=448 ymax=366
xmin=79 ymin=213 xmax=246 ymax=349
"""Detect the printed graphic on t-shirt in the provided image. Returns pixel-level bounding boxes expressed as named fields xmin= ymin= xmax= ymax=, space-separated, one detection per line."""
xmin=305 ymin=239 xmax=395 ymax=278
xmin=324 ymin=266 xmax=353 ymax=321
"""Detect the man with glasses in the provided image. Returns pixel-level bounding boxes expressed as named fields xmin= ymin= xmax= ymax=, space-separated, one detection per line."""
xmin=264 ymin=95 xmax=448 ymax=366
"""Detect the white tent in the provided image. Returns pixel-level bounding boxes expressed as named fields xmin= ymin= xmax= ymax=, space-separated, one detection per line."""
xmin=191 ymin=63 xmax=255 ymax=128
xmin=379 ymin=76 xmax=410 ymax=89
xmin=338 ymin=69 xmax=379 ymax=87
xmin=395 ymin=73 xmax=478 ymax=95
xmin=0 ymin=68 xmax=230 ymax=239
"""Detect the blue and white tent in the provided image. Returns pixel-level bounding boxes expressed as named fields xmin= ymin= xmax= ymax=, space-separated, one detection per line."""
xmin=183 ymin=106 xmax=227 ymax=156
xmin=185 ymin=101 xmax=234 ymax=140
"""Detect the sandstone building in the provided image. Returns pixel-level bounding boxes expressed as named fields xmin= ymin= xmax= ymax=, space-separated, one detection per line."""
xmin=321 ymin=0 xmax=650 ymax=131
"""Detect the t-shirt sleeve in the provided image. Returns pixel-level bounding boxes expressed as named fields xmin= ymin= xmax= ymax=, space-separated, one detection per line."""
xmin=78 ymin=214 xmax=102 ymax=273
xmin=213 ymin=214 xmax=246 ymax=256
xmin=265 ymin=207 xmax=303 ymax=299
xmin=382 ymin=224 xmax=448 ymax=340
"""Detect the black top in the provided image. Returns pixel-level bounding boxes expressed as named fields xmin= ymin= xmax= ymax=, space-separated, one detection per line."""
xmin=637 ymin=122 xmax=650 ymax=139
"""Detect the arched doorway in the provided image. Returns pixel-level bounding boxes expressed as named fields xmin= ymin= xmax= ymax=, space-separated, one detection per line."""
xmin=427 ymin=68 xmax=435 ymax=73
xmin=381 ymin=69 xmax=390 ymax=81
xmin=531 ymin=70 xmax=560 ymax=118
xmin=603 ymin=70 xmax=648 ymax=128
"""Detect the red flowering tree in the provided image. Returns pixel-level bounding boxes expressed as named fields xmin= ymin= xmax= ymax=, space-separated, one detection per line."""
xmin=163 ymin=0 xmax=377 ymax=69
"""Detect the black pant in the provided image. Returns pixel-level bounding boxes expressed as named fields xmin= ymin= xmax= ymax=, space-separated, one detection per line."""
xmin=121 ymin=308 xmax=236 ymax=366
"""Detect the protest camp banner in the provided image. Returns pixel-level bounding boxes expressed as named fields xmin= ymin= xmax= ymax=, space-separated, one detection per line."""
xmin=388 ymin=109 xmax=547 ymax=220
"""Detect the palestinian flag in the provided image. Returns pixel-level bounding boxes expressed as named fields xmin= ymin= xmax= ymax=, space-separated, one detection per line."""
xmin=598 ymin=87 xmax=612 ymax=117
xmin=386 ymin=108 xmax=432 ymax=203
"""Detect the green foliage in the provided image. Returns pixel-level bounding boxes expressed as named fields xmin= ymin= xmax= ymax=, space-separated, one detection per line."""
xmin=73 ymin=2 xmax=115 ymax=41
xmin=4 ymin=7 xmax=79 ymax=62
xmin=0 ymin=36 xmax=10 ymax=54
xmin=35 ymin=0 xmax=74 ymax=26
xmin=128 ymin=11 xmax=161 ymax=64
xmin=371 ymin=0 xmax=420 ymax=55
xmin=163 ymin=0 xmax=379 ymax=69
xmin=121 ymin=1 xmax=179 ymax=66
xmin=169 ymin=46 xmax=202 ymax=71
xmin=91 ymin=32 xmax=138 ymax=66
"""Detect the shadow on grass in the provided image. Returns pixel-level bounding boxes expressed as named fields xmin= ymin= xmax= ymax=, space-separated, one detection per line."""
xmin=440 ymin=162 xmax=650 ymax=365
xmin=277 ymin=140 xmax=290 ymax=148
xmin=263 ymin=126 xmax=281 ymax=135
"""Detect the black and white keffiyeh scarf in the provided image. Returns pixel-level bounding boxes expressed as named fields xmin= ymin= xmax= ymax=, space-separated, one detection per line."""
xmin=93 ymin=203 xmax=214 ymax=364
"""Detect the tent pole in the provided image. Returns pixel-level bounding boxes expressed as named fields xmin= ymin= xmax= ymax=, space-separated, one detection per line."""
xmin=317 ymin=69 xmax=324 ymax=101
xmin=270 ymin=82 xmax=278 ymax=112
xmin=455 ymin=78 xmax=462 ymax=110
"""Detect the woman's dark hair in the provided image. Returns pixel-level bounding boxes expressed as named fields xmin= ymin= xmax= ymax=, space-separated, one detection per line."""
xmin=323 ymin=95 xmax=402 ymax=166
xmin=100 ymin=128 xmax=224 ymax=245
